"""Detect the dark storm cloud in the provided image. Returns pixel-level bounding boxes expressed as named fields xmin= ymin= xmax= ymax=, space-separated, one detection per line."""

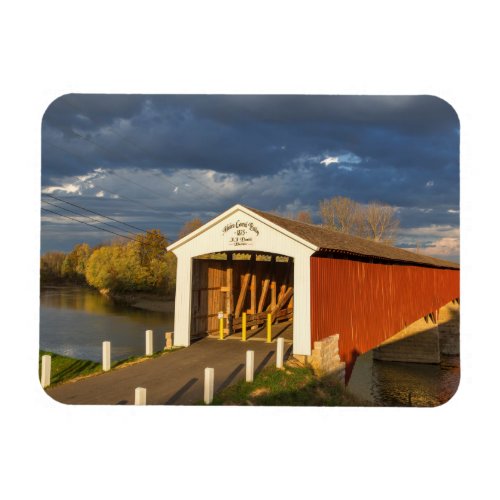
xmin=42 ymin=94 xmax=459 ymax=180
xmin=41 ymin=94 xmax=459 ymax=259
xmin=398 ymin=207 xmax=459 ymax=229
xmin=43 ymin=94 xmax=146 ymax=135
xmin=149 ymin=95 xmax=458 ymax=133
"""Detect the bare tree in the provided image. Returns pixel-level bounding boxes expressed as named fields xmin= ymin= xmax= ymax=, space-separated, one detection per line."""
xmin=281 ymin=210 xmax=295 ymax=220
xmin=319 ymin=196 xmax=399 ymax=245
xmin=319 ymin=196 xmax=361 ymax=234
xmin=178 ymin=217 xmax=203 ymax=239
xmin=273 ymin=209 xmax=313 ymax=224
xmin=362 ymin=202 xmax=400 ymax=244
xmin=295 ymin=210 xmax=313 ymax=224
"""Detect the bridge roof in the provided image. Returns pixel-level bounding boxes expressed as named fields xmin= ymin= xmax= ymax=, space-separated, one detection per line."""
xmin=245 ymin=206 xmax=459 ymax=270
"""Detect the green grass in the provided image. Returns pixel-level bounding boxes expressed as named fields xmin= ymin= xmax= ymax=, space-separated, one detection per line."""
xmin=39 ymin=350 xmax=101 ymax=385
xmin=210 ymin=364 xmax=368 ymax=406
xmin=39 ymin=347 xmax=183 ymax=387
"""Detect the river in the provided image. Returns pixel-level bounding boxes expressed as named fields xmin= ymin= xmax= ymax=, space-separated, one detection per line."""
xmin=40 ymin=286 xmax=459 ymax=406
xmin=40 ymin=286 xmax=174 ymax=362
xmin=347 ymin=350 xmax=460 ymax=407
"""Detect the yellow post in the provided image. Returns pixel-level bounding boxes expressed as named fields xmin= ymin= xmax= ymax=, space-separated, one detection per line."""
xmin=266 ymin=313 xmax=272 ymax=343
xmin=219 ymin=313 xmax=224 ymax=340
xmin=242 ymin=312 xmax=247 ymax=341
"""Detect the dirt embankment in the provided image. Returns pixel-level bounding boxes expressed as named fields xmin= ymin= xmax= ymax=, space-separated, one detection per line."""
xmin=100 ymin=289 xmax=175 ymax=313
xmin=130 ymin=294 xmax=175 ymax=313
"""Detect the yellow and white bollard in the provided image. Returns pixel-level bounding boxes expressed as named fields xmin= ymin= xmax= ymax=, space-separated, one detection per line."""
xmin=242 ymin=312 xmax=247 ymax=341
xmin=266 ymin=313 xmax=272 ymax=343
xmin=219 ymin=312 xmax=224 ymax=340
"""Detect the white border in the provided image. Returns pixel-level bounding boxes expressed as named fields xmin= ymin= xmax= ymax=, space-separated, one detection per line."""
xmin=2 ymin=2 xmax=495 ymax=498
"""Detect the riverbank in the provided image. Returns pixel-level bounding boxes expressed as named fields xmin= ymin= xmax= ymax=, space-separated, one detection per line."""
xmin=128 ymin=293 xmax=175 ymax=313
xmin=39 ymin=347 xmax=182 ymax=387
xmin=39 ymin=350 xmax=101 ymax=385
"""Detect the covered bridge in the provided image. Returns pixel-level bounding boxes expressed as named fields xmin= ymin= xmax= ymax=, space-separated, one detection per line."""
xmin=167 ymin=204 xmax=459 ymax=378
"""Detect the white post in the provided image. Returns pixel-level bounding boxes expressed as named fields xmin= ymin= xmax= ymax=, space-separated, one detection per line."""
xmin=276 ymin=338 xmax=285 ymax=369
xmin=204 ymin=367 xmax=214 ymax=405
xmin=135 ymin=387 xmax=147 ymax=405
xmin=41 ymin=355 xmax=51 ymax=388
xmin=145 ymin=330 xmax=153 ymax=356
xmin=246 ymin=350 xmax=255 ymax=382
xmin=102 ymin=341 xmax=111 ymax=372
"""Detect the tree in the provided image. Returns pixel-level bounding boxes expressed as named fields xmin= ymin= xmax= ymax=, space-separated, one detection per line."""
xmin=84 ymin=230 xmax=177 ymax=296
xmin=319 ymin=196 xmax=361 ymax=234
xmin=178 ymin=217 xmax=203 ymax=239
xmin=134 ymin=230 xmax=168 ymax=267
xmin=319 ymin=196 xmax=400 ymax=245
xmin=132 ymin=230 xmax=176 ymax=293
xmin=295 ymin=210 xmax=313 ymax=224
xmin=40 ymin=251 xmax=66 ymax=284
xmin=274 ymin=209 xmax=313 ymax=224
xmin=62 ymin=243 xmax=91 ymax=283
xmin=163 ymin=251 xmax=177 ymax=296
xmin=85 ymin=244 xmax=140 ymax=293
xmin=362 ymin=202 xmax=400 ymax=244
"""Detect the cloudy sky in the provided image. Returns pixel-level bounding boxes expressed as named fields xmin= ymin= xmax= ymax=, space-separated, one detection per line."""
xmin=41 ymin=94 xmax=459 ymax=261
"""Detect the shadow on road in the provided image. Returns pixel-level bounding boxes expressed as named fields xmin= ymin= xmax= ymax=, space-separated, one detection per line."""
xmin=166 ymin=377 xmax=199 ymax=404
xmin=218 ymin=363 xmax=244 ymax=391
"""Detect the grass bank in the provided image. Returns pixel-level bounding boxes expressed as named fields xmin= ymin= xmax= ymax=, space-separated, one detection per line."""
xmin=39 ymin=347 xmax=182 ymax=387
xmin=211 ymin=364 xmax=369 ymax=406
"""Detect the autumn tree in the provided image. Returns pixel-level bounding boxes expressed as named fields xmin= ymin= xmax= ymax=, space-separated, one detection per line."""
xmin=85 ymin=244 xmax=138 ymax=293
xmin=40 ymin=251 xmax=66 ymax=284
xmin=85 ymin=230 xmax=177 ymax=296
xmin=163 ymin=251 xmax=177 ymax=295
xmin=295 ymin=210 xmax=313 ymax=224
xmin=134 ymin=230 xmax=168 ymax=267
xmin=133 ymin=229 xmax=176 ymax=293
xmin=178 ymin=217 xmax=203 ymax=239
xmin=61 ymin=243 xmax=91 ymax=283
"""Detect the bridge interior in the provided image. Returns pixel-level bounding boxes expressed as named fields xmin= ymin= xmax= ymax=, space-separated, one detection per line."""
xmin=190 ymin=251 xmax=294 ymax=342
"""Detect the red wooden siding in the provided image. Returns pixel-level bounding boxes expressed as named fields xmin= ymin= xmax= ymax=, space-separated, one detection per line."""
xmin=310 ymin=256 xmax=460 ymax=379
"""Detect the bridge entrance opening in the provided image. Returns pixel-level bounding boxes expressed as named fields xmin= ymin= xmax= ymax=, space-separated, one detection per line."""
xmin=190 ymin=251 xmax=294 ymax=342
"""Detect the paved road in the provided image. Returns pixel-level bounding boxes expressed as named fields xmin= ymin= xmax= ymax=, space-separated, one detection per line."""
xmin=46 ymin=337 xmax=293 ymax=405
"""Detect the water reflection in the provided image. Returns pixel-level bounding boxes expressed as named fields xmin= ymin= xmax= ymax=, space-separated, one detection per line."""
xmin=41 ymin=286 xmax=117 ymax=315
xmin=40 ymin=286 xmax=174 ymax=362
xmin=347 ymin=350 xmax=460 ymax=407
